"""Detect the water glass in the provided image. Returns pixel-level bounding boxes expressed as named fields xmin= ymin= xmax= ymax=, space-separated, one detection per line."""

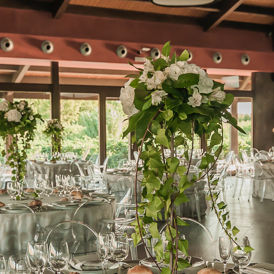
xmin=111 ymin=233 xmax=129 ymax=268
xmin=219 ymin=236 xmax=232 ymax=273
xmin=231 ymin=236 xmax=252 ymax=273
xmin=97 ymin=233 xmax=113 ymax=273
xmin=26 ymin=241 xmax=47 ymax=273
xmin=8 ymin=255 xmax=28 ymax=273
xmin=48 ymin=240 xmax=70 ymax=274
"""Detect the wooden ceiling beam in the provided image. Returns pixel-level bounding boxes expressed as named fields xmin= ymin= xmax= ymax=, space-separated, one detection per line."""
xmin=204 ymin=0 xmax=245 ymax=31
xmin=52 ymin=0 xmax=70 ymax=19
xmin=239 ymin=76 xmax=251 ymax=90
xmin=11 ymin=65 xmax=30 ymax=83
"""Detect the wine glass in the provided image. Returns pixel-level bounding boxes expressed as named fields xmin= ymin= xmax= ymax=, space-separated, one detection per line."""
xmin=0 ymin=254 xmax=6 ymax=274
xmin=8 ymin=255 xmax=28 ymax=273
xmin=231 ymin=236 xmax=252 ymax=273
xmin=97 ymin=233 xmax=113 ymax=273
xmin=219 ymin=236 xmax=232 ymax=273
xmin=48 ymin=240 xmax=70 ymax=274
xmin=111 ymin=233 xmax=129 ymax=271
xmin=26 ymin=241 xmax=47 ymax=274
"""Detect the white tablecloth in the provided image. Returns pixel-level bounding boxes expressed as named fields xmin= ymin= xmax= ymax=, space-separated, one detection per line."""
xmin=0 ymin=193 xmax=115 ymax=256
xmin=253 ymin=161 xmax=274 ymax=200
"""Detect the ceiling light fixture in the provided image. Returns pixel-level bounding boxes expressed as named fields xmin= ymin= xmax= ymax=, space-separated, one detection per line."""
xmin=151 ymin=0 xmax=214 ymax=6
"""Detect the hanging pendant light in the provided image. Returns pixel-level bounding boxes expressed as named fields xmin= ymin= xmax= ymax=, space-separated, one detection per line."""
xmin=151 ymin=0 xmax=214 ymax=6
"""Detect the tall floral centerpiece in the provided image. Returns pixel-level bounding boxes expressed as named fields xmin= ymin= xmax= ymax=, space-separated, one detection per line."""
xmin=120 ymin=42 xmax=250 ymax=273
xmin=43 ymin=119 xmax=64 ymax=160
xmin=0 ymin=100 xmax=42 ymax=197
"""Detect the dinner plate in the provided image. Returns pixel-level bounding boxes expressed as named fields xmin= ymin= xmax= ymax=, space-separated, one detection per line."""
xmin=51 ymin=200 xmax=82 ymax=208
xmin=2 ymin=203 xmax=32 ymax=213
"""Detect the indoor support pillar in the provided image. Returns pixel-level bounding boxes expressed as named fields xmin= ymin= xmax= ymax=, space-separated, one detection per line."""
xmin=51 ymin=61 xmax=60 ymax=120
xmin=99 ymin=93 xmax=106 ymax=165
xmin=230 ymin=98 xmax=239 ymax=154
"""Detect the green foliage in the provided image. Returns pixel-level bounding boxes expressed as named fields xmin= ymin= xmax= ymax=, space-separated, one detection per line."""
xmin=121 ymin=42 xmax=248 ymax=273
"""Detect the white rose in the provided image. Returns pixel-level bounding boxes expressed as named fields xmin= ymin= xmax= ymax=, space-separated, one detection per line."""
xmin=198 ymin=75 xmax=214 ymax=94
xmin=146 ymin=77 xmax=157 ymax=90
xmin=0 ymin=100 xmax=9 ymax=112
xmin=188 ymin=90 xmax=202 ymax=107
xmin=151 ymin=90 xmax=168 ymax=106
xmin=5 ymin=109 xmax=22 ymax=122
xmin=18 ymin=101 xmax=26 ymax=111
xmin=168 ymin=64 xmax=182 ymax=81
xmin=29 ymin=115 xmax=34 ymax=121
xmin=182 ymin=64 xmax=206 ymax=77
xmin=139 ymin=71 xmax=148 ymax=83
xmin=176 ymin=61 xmax=187 ymax=68
xmin=154 ymin=71 xmax=166 ymax=86
xmin=144 ymin=59 xmax=154 ymax=72
xmin=209 ymin=87 xmax=226 ymax=103
xmin=146 ymin=71 xmax=166 ymax=90
xmin=119 ymin=85 xmax=138 ymax=116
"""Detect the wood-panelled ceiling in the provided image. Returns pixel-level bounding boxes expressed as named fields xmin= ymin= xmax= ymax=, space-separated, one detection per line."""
xmin=1 ymin=0 xmax=273 ymax=32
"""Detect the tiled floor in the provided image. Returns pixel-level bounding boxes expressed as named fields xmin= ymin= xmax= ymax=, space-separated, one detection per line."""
xmin=196 ymin=177 xmax=274 ymax=264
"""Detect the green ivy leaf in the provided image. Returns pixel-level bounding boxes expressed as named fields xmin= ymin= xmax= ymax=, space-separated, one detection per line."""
xmin=244 ymin=246 xmax=254 ymax=253
xmin=232 ymin=226 xmax=240 ymax=236
xmin=174 ymin=192 xmax=189 ymax=206
xmin=178 ymin=49 xmax=190 ymax=61
xmin=163 ymin=109 xmax=173 ymax=121
xmin=155 ymin=128 xmax=170 ymax=148
xmin=166 ymin=157 xmax=180 ymax=173
xmin=174 ymin=73 xmax=199 ymax=89
xmin=161 ymin=267 xmax=171 ymax=274
xmin=153 ymin=58 xmax=168 ymax=71
xmin=178 ymin=239 xmax=188 ymax=256
xmin=178 ymin=258 xmax=191 ymax=270
xmin=149 ymin=223 xmax=161 ymax=239
xmin=131 ymin=232 xmax=141 ymax=246
xmin=223 ymin=93 xmax=234 ymax=106
xmin=142 ymin=97 xmax=152 ymax=110
xmin=217 ymin=201 xmax=227 ymax=210
xmin=226 ymin=221 xmax=231 ymax=230
xmin=179 ymin=112 xmax=187 ymax=120
xmin=161 ymin=41 xmax=171 ymax=57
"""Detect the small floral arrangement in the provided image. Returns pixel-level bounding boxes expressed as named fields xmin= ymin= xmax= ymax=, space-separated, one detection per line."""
xmin=120 ymin=42 xmax=248 ymax=273
xmin=43 ymin=119 xmax=64 ymax=157
xmin=0 ymin=100 xmax=42 ymax=195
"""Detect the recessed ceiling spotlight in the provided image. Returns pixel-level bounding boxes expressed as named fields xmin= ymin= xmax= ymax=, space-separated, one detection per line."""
xmin=0 ymin=37 xmax=14 ymax=52
xmin=151 ymin=0 xmax=214 ymax=6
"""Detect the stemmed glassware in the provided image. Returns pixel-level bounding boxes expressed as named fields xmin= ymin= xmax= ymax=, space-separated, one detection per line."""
xmin=231 ymin=236 xmax=252 ymax=273
xmin=8 ymin=255 xmax=28 ymax=273
xmin=26 ymin=241 xmax=47 ymax=274
xmin=219 ymin=236 xmax=232 ymax=273
xmin=0 ymin=254 xmax=6 ymax=274
xmin=48 ymin=240 xmax=70 ymax=274
xmin=111 ymin=233 xmax=129 ymax=271
xmin=97 ymin=233 xmax=113 ymax=273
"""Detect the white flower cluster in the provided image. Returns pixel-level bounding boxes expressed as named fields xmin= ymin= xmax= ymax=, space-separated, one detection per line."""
xmin=46 ymin=119 xmax=63 ymax=130
xmin=120 ymin=57 xmax=226 ymax=115
xmin=0 ymin=100 xmax=29 ymax=122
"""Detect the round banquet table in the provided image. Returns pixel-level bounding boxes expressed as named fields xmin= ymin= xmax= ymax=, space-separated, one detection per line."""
xmin=104 ymin=169 xmax=207 ymax=219
xmin=253 ymin=161 xmax=274 ymax=200
xmin=26 ymin=160 xmax=89 ymax=185
xmin=0 ymin=194 xmax=115 ymax=256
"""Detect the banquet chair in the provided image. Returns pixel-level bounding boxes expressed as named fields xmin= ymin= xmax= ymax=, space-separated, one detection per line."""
xmin=253 ymin=160 xmax=274 ymax=202
xmin=150 ymin=217 xmax=214 ymax=261
xmin=232 ymin=155 xmax=255 ymax=201
xmin=45 ymin=220 xmax=98 ymax=255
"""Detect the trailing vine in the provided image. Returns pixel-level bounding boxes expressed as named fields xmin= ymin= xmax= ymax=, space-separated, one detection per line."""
xmin=120 ymin=42 xmax=250 ymax=273
xmin=0 ymin=100 xmax=42 ymax=198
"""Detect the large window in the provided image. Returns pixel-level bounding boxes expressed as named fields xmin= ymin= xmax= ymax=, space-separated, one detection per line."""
xmin=238 ymin=101 xmax=252 ymax=153
xmin=61 ymin=94 xmax=99 ymax=162
xmin=106 ymin=99 xmax=129 ymax=168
